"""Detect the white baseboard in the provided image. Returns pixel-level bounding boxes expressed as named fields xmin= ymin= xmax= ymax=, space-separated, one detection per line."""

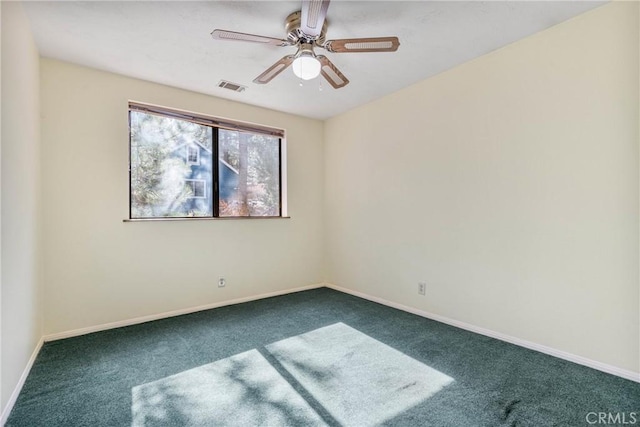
xmin=3 ymin=284 xmax=324 ymax=424
xmin=1 ymin=337 xmax=44 ymax=426
xmin=325 ymin=283 xmax=640 ymax=383
xmin=6 ymin=281 xmax=635 ymax=426
xmin=44 ymin=283 xmax=324 ymax=342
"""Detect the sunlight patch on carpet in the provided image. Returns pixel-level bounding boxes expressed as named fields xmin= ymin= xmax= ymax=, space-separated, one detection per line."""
xmin=131 ymin=349 xmax=327 ymax=426
xmin=266 ymin=322 xmax=454 ymax=426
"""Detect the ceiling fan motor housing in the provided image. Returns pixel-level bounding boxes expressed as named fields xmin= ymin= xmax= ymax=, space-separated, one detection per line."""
xmin=285 ymin=11 xmax=328 ymax=45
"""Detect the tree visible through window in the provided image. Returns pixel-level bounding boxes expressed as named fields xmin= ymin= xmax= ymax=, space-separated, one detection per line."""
xmin=129 ymin=104 xmax=282 ymax=219
xmin=218 ymin=129 xmax=281 ymax=217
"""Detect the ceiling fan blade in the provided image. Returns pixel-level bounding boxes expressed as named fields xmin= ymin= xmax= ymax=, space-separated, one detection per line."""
xmin=324 ymin=37 xmax=400 ymax=53
xmin=317 ymin=55 xmax=349 ymax=89
xmin=253 ymin=55 xmax=295 ymax=84
xmin=211 ymin=29 xmax=290 ymax=47
xmin=300 ymin=0 xmax=330 ymax=38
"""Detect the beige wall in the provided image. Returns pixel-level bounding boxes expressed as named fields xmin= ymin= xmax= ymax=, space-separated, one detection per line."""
xmin=1 ymin=0 xmax=3 ymax=409
xmin=2 ymin=2 xmax=637 ymax=407
xmin=325 ymin=2 xmax=639 ymax=374
xmin=40 ymin=60 xmax=324 ymax=335
xmin=1 ymin=1 xmax=43 ymax=410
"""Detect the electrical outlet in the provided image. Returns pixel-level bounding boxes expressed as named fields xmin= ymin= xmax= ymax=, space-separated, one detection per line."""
xmin=218 ymin=277 xmax=226 ymax=288
xmin=418 ymin=282 xmax=426 ymax=296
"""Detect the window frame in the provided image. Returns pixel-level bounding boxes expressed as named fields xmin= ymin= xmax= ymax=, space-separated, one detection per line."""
xmin=127 ymin=102 xmax=286 ymax=221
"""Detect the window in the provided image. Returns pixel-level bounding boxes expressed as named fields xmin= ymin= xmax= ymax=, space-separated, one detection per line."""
xmin=186 ymin=145 xmax=200 ymax=165
xmin=185 ymin=179 xmax=206 ymax=198
xmin=129 ymin=102 xmax=283 ymax=219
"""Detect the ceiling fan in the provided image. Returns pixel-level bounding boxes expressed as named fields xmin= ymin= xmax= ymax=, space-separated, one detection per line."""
xmin=211 ymin=0 xmax=400 ymax=89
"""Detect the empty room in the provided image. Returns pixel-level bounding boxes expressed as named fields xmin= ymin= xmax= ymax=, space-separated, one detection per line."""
xmin=1 ymin=0 xmax=639 ymax=425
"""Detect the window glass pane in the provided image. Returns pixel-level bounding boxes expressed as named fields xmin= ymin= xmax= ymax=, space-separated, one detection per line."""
xmin=130 ymin=111 xmax=213 ymax=218
xmin=218 ymin=129 xmax=280 ymax=217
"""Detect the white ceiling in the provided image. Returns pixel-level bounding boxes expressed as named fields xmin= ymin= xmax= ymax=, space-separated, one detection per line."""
xmin=23 ymin=1 xmax=604 ymax=120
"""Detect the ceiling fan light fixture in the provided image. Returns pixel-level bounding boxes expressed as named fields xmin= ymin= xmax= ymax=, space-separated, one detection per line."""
xmin=292 ymin=55 xmax=321 ymax=80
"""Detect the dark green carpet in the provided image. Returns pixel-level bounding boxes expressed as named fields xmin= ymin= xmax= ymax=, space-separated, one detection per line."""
xmin=6 ymin=288 xmax=639 ymax=426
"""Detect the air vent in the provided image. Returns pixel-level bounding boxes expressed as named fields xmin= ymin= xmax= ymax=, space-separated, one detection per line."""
xmin=217 ymin=80 xmax=246 ymax=93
